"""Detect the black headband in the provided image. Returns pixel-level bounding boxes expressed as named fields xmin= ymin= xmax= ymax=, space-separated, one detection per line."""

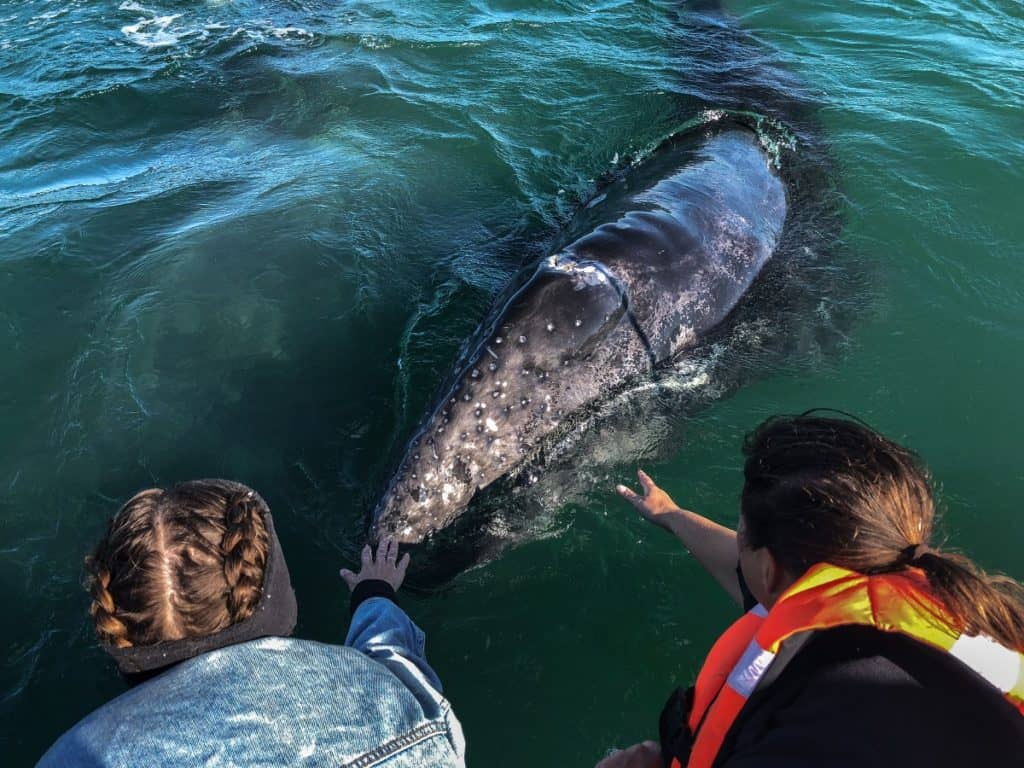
xmin=103 ymin=482 xmax=298 ymax=676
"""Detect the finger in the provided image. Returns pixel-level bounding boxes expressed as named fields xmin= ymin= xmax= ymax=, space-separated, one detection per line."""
xmin=339 ymin=568 xmax=356 ymax=589
xmin=361 ymin=544 xmax=372 ymax=567
xmin=384 ymin=536 xmax=396 ymax=564
xmin=637 ymin=469 xmax=655 ymax=495
xmin=375 ymin=537 xmax=388 ymax=563
xmin=397 ymin=552 xmax=410 ymax=577
xmin=616 ymin=484 xmax=641 ymax=506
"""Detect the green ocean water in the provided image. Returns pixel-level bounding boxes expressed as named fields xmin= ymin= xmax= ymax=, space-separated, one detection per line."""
xmin=2 ymin=0 xmax=1022 ymax=764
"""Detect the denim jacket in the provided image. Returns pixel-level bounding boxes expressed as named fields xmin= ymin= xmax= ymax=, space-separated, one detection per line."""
xmin=37 ymin=598 xmax=465 ymax=767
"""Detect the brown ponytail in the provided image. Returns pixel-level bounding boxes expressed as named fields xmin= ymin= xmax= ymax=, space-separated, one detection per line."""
xmin=85 ymin=481 xmax=271 ymax=648
xmin=740 ymin=414 xmax=1024 ymax=650
xmin=912 ymin=550 xmax=1024 ymax=651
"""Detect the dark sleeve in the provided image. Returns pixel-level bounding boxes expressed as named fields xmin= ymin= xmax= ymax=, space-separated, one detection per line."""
xmin=349 ymin=578 xmax=397 ymax=615
xmin=736 ymin=563 xmax=758 ymax=611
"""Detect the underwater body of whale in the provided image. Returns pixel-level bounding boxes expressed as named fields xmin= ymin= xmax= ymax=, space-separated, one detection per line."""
xmin=373 ymin=126 xmax=787 ymax=545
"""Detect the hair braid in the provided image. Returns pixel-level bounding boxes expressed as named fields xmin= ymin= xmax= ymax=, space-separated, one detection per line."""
xmin=220 ymin=491 xmax=269 ymax=622
xmin=86 ymin=560 xmax=133 ymax=648
xmin=86 ymin=481 xmax=272 ymax=648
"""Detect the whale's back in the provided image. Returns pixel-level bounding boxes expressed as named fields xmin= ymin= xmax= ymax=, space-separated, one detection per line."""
xmin=566 ymin=128 xmax=787 ymax=361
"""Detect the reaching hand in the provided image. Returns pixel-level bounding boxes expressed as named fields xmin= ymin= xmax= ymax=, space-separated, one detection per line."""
xmin=616 ymin=469 xmax=683 ymax=530
xmin=595 ymin=741 xmax=662 ymax=768
xmin=340 ymin=537 xmax=411 ymax=592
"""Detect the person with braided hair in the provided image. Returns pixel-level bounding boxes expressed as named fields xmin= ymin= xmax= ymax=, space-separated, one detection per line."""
xmin=600 ymin=413 xmax=1024 ymax=768
xmin=38 ymin=479 xmax=466 ymax=767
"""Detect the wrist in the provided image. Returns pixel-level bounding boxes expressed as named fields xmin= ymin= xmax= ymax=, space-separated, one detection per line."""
xmin=349 ymin=579 xmax=397 ymax=616
xmin=661 ymin=508 xmax=695 ymax=536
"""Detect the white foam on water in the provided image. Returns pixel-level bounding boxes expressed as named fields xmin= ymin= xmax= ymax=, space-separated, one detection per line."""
xmin=121 ymin=14 xmax=185 ymax=49
xmin=268 ymin=26 xmax=314 ymax=40
xmin=117 ymin=3 xmax=316 ymax=50
xmin=119 ymin=3 xmax=188 ymax=49
xmin=359 ymin=35 xmax=392 ymax=50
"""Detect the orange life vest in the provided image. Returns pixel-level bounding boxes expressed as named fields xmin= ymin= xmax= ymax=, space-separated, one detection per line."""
xmin=670 ymin=563 xmax=1024 ymax=768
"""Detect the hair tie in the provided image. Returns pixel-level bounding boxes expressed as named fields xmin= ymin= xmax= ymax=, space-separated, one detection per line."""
xmin=900 ymin=542 xmax=932 ymax=564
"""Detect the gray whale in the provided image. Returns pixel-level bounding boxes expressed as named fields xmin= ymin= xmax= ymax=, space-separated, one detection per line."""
xmin=374 ymin=126 xmax=786 ymax=545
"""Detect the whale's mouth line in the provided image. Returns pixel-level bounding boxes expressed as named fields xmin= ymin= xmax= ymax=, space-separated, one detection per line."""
xmin=557 ymin=255 xmax=658 ymax=371
xmin=604 ymin=267 xmax=658 ymax=371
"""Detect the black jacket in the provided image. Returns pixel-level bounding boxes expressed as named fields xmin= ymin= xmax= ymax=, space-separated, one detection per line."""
xmin=712 ymin=624 xmax=1024 ymax=767
xmin=662 ymin=569 xmax=1024 ymax=767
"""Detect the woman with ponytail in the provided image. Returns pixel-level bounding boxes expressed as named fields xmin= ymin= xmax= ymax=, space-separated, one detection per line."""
xmin=601 ymin=413 xmax=1024 ymax=768
xmin=38 ymin=480 xmax=465 ymax=767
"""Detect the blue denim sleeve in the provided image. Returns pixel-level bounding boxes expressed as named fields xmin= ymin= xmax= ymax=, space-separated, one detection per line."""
xmin=344 ymin=597 xmax=444 ymax=696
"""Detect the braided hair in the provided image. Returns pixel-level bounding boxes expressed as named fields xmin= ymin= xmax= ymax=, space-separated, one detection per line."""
xmin=85 ymin=481 xmax=270 ymax=648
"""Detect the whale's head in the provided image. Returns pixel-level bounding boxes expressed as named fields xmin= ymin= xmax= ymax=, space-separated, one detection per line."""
xmin=372 ymin=257 xmax=647 ymax=544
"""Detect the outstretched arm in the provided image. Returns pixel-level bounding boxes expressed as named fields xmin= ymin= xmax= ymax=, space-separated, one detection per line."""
xmin=341 ymin=538 xmax=443 ymax=693
xmin=341 ymin=540 xmax=465 ymax=761
xmin=617 ymin=469 xmax=743 ymax=607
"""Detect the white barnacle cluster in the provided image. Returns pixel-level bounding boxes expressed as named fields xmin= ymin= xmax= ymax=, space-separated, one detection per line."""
xmin=392 ymin=287 xmax=585 ymax=527
xmin=402 ymin=372 xmax=529 ymax=509
xmin=544 ymin=253 xmax=609 ymax=290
